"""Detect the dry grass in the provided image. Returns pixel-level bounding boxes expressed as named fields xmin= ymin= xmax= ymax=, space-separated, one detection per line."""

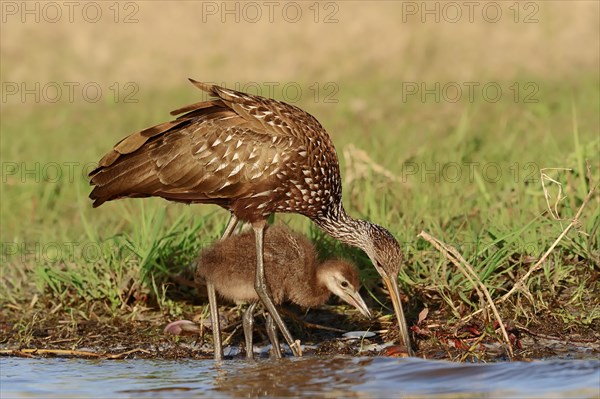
xmin=1 ymin=2 xmax=598 ymax=90
xmin=418 ymin=230 xmax=514 ymax=358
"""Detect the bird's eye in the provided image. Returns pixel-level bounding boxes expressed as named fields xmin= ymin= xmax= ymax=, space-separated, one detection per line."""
xmin=340 ymin=281 xmax=349 ymax=288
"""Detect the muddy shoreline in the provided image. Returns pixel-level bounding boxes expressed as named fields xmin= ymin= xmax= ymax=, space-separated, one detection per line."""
xmin=2 ymin=302 xmax=598 ymax=362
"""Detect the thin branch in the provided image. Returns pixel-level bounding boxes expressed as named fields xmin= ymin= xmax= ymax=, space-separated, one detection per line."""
xmin=0 ymin=348 xmax=150 ymax=359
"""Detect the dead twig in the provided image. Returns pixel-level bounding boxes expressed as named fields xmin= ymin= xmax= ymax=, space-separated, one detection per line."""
xmin=465 ymin=161 xmax=597 ymax=321
xmin=502 ymin=164 xmax=596 ymax=300
xmin=221 ymin=324 xmax=241 ymax=346
xmin=459 ymin=331 xmax=488 ymax=362
xmin=418 ymin=231 xmax=514 ymax=359
xmin=0 ymin=347 xmax=151 ymax=359
xmin=0 ymin=348 xmax=102 ymax=358
xmin=105 ymin=348 xmax=151 ymax=359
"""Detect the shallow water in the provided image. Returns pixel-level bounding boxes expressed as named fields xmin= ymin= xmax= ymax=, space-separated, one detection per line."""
xmin=1 ymin=356 xmax=599 ymax=398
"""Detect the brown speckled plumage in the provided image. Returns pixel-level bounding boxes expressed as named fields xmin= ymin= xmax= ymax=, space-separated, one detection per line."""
xmin=89 ymin=79 xmax=413 ymax=356
xmin=89 ymin=80 xmax=340 ymax=223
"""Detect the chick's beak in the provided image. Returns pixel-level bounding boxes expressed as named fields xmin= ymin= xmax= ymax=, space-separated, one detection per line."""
xmin=382 ymin=274 xmax=414 ymax=356
xmin=342 ymin=289 xmax=372 ymax=319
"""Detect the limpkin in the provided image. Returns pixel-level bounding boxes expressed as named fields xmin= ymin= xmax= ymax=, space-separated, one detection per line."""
xmin=196 ymin=223 xmax=372 ymax=358
xmin=89 ymin=79 xmax=413 ymax=359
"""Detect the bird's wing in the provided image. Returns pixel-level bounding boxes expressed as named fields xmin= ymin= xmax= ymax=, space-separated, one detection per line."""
xmin=90 ymin=79 xmax=321 ymax=175
xmin=88 ymin=80 xmax=325 ymax=207
xmin=91 ymin=100 xmax=231 ymax=172
xmin=177 ymin=79 xmax=327 ymax=141
xmin=89 ymin=117 xmax=302 ymax=207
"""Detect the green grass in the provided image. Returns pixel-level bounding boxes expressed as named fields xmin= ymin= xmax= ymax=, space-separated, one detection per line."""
xmin=1 ymin=75 xmax=599 ymax=332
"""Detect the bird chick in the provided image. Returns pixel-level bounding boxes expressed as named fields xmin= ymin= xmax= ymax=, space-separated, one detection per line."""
xmin=196 ymin=224 xmax=371 ymax=358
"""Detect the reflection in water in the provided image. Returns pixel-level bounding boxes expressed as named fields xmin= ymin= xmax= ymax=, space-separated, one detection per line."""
xmin=1 ymin=356 xmax=599 ymax=398
xmin=212 ymin=357 xmax=370 ymax=397
xmin=212 ymin=357 xmax=600 ymax=398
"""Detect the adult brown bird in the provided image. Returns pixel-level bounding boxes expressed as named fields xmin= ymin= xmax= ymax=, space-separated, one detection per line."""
xmin=89 ymin=79 xmax=413 ymax=359
xmin=196 ymin=223 xmax=372 ymax=358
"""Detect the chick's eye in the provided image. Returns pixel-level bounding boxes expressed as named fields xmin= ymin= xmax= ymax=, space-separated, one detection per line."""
xmin=340 ymin=281 xmax=349 ymax=288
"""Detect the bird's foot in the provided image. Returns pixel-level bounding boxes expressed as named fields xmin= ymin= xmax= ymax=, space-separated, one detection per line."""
xmin=291 ymin=339 xmax=303 ymax=357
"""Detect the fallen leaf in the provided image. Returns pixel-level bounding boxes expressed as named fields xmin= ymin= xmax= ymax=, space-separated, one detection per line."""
xmin=417 ymin=307 xmax=429 ymax=325
xmin=163 ymin=320 xmax=200 ymax=336
xmin=382 ymin=345 xmax=409 ymax=357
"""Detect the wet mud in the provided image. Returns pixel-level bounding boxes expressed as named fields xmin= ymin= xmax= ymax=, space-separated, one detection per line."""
xmin=1 ymin=303 xmax=598 ymax=362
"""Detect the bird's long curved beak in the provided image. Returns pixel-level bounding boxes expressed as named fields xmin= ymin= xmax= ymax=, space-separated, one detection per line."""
xmin=382 ymin=275 xmax=414 ymax=356
xmin=345 ymin=290 xmax=372 ymax=319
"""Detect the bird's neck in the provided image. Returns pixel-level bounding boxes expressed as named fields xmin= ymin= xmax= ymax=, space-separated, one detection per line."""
xmin=291 ymin=261 xmax=330 ymax=308
xmin=312 ymin=204 xmax=371 ymax=253
xmin=303 ymin=273 xmax=331 ymax=308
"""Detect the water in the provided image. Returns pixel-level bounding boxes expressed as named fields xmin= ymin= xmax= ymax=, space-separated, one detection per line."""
xmin=1 ymin=356 xmax=599 ymax=398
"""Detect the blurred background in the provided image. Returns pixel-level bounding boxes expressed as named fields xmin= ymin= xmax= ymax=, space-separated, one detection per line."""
xmin=1 ymin=1 xmax=598 ymax=316
xmin=2 ymin=2 xmax=598 ymax=85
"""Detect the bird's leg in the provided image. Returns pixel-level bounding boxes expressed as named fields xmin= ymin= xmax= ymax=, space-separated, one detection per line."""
xmin=265 ymin=313 xmax=282 ymax=359
xmin=222 ymin=213 xmax=240 ymax=239
xmin=208 ymin=213 xmax=240 ymax=361
xmin=207 ymin=282 xmax=222 ymax=361
xmin=252 ymin=222 xmax=302 ymax=357
xmin=242 ymin=302 xmax=258 ymax=359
